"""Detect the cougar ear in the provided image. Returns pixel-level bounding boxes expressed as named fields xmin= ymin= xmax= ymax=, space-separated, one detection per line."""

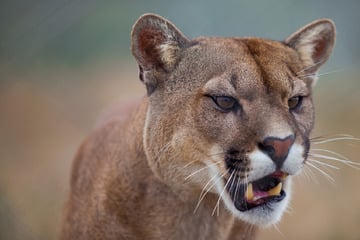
xmin=131 ymin=13 xmax=189 ymax=79
xmin=285 ymin=19 xmax=336 ymax=78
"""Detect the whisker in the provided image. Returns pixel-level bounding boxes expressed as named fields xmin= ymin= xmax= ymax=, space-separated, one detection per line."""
xmin=295 ymin=59 xmax=326 ymax=75
xmin=297 ymin=69 xmax=344 ymax=78
xmin=182 ymin=165 xmax=207 ymax=181
xmin=184 ymin=161 xmax=218 ymax=181
xmin=303 ymin=164 xmax=319 ymax=184
xmin=311 ymin=148 xmax=355 ymax=161
xmin=181 ymin=151 xmax=224 ymax=180
xmin=311 ymin=134 xmax=356 ymax=140
xmin=273 ymin=224 xmax=285 ymax=238
xmin=309 ymin=153 xmax=360 ymax=169
xmin=310 ymin=135 xmax=328 ymax=141
xmin=306 ymin=161 xmax=335 ymax=184
xmin=285 ymin=204 xmax=294 ymax=214
xmin=193 ymin=172 xmax=220 ymax=214
xmin=297 ymin=167 xmax=308 ymax=185
xmin=220 ymin=172 xmax=237 ymax=216
xmin=212 ymin=171 xmax=234 ymax=216
xmin=228 ymin=171 xmax=237 ymax=200
xmin=311 ymin=135 xmax=360 ymax=144
xmin=234 ymin=172 xmax=242 ymax=205
xmin=307 ymin=158 xmax=340 ymax=170
xmin=182 ymin=159 xmax=200 ymax=169
xmin=208 ymin=170 xmax=229 ymax=217
xmin=311 ymin=148 xmax=349 ymax=158
xmin=153 ymin=141 xmax=172 ymax=162
xmin=310 ymin=148 xmax=360 ymax=167
xmin=242 ymin=170 xmax=249 ymax=210
xmin=296 ymin=65 xmax=315 ymax=76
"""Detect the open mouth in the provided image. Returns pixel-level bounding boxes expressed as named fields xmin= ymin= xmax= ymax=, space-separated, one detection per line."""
xmin=226 ymin=171 xmax=288 ymax=211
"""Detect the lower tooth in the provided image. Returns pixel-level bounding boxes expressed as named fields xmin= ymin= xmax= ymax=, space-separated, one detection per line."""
xmin=267 ymin=182 xmax=282 ymax=196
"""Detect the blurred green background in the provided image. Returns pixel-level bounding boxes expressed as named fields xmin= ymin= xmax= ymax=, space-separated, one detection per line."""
xmin=0 ymin=0 xmax=359 ymax=239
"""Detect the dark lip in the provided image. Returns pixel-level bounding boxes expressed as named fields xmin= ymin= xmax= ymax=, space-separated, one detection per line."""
xmin=226 ymin=173 xmax=287 ymax=212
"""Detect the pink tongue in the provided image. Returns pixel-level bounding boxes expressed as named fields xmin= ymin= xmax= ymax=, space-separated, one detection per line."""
xmin=248 ymin=191 xmax=269 ymax=203
xmin=254 ymin=191 xmax=269 ymax=198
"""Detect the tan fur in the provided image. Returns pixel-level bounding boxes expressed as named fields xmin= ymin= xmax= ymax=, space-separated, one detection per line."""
xmin=61 ymin=14 xmax=335 ymax=240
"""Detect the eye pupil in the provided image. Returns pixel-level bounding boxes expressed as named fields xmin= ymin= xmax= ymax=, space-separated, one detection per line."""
xmin=288 ymin=96 xmax=302 ymax=110
xmin=214 ymin=96 xmax=236 ymax=111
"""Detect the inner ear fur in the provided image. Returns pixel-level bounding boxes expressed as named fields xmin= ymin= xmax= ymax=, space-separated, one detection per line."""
xmin=285 ymin=19 xmax=336 ymax=74
xmin=131 ymin=13 xmax=189 ymax=73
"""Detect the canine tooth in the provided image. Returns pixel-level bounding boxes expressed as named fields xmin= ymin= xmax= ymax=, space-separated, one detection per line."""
xmin=267 ymin=182 xmax=282 ymax=196
xmin=245 ymin=183 xmax=254 ymax=201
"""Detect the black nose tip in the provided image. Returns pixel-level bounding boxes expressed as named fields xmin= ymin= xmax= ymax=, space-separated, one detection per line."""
xmin=258 ymin=135 xmax=295 ymax=169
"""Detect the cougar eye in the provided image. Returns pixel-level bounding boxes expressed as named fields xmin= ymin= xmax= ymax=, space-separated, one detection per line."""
xmin=212 ymin=96 xmax=237 ymax=111
xmin=288 ymin=96 xmax=303 ymax=110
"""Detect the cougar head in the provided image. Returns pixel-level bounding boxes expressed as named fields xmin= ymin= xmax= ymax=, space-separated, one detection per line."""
xmin=131 ymin=14 xmax=335 ymax=226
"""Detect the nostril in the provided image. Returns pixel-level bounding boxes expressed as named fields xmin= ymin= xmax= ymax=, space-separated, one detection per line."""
xmin=258 ymin=143 xmax=275 ymax=157
xmin=259 ymin=143 xmax=275 ymax=155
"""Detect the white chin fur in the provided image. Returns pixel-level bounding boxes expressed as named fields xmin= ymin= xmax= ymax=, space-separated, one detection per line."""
xmin=208 ymin=163 xmax=292 ymax=227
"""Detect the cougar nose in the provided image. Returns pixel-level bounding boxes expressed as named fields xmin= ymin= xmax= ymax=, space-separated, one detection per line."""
xmin=259 ymin=135 xmax=295 ymax=169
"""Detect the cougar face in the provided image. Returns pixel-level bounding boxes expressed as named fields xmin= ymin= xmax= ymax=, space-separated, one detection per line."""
xmin=132 ymin=14 xmax=335 ymax=226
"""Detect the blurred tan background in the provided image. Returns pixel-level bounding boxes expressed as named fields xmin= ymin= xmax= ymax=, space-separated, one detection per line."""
xmin=0 ymin=1 xmax=359 ymax=239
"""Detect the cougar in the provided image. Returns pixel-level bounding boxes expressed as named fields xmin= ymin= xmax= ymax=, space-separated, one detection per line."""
xmin=61 ymin=13 xmax=335 ymax=240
